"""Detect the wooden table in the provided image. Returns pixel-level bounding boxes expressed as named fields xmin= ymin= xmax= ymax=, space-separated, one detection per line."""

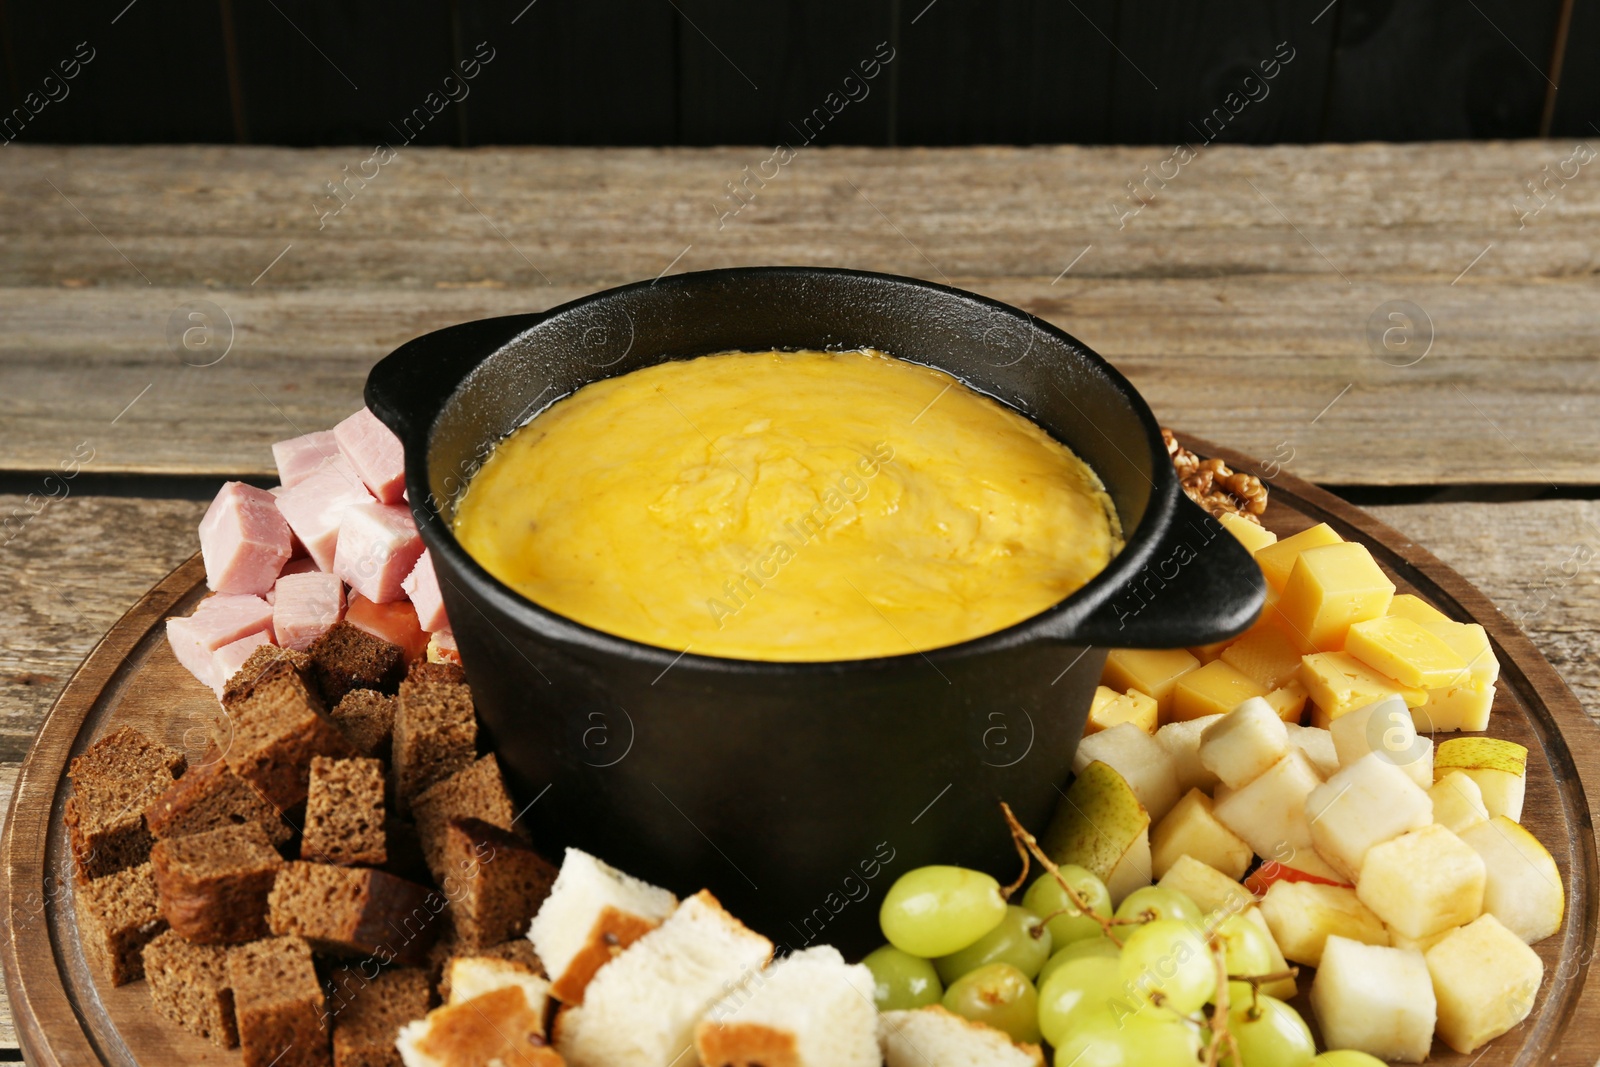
xmin=1 ymin=142 xmax=1597 ymax=1057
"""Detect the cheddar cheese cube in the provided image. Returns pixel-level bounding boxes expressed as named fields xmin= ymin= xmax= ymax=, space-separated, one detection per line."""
xmin=1302 ymin=652 xmax=1425 ymax=728
xmin=1086 ymin=686 xmax=1159 ymax=735
xmin=1172 ymin=660 xmax=1268 ymax=723
xmin=1255 ymin=522 xmax=1343 ymax=593
xmin=1188 ymin=640 xmax=1231 ymax=664
xmin=1420 ymin=620 xmax=1499 ymax=689
xmin=1413 ymin=681 xmax=1495 ymax=734
xmin=1387 ymin=593 xmax=1450 ymax=627
xmin=1344 ymin=616 xmax=1469 ymax=689
xmin=1277 ymin=543 xmax=1395 ymax=653
xmin=1264 ymin=680 xmax=1310 ymax=723
xmin=1218 ymin=511 xmax=1278 ymax=555
xmin=1220 ymin=625 xmax=1304 ymax=690
xmin=1101 ymin=648 xmax=1199 ymax=720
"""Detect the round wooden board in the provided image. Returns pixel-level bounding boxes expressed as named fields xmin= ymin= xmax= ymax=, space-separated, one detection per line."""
xmin=2 ymin=437 xmax=1598 ymax=1067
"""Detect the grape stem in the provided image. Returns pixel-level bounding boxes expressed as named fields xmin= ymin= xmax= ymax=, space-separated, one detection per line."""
xmin=998 ymin=801 xmax=1124 ymax=947
xmin=1203 ymin=931 xmax=1242 ymax=1067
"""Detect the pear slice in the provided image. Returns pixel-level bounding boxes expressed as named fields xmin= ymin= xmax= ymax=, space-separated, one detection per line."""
xmin=1071 ymin=723 xmax=1181 ymax=822
xmin=1435 ymin=737 xmax=1527 ymax=821
xmin=1457 ymin=816 xmax=1564 ymax=943
xmin=1042 ymin=760 xmax=1152 ymax=905
xmin=1430 ymin=771 xmax=1490 ymax=834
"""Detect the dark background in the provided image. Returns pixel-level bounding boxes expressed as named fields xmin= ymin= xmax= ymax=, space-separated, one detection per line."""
xmin=0 ymin=0 xmax=1593 ymax=147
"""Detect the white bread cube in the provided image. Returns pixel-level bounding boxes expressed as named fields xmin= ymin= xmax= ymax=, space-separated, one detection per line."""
xmin=1155 ymin=714 xmax=1224 ymax=794
xmin=879 ymin=1005 xmax=1045 ymax=1067
xmin=398 ymin=961 xmax=555 ymax=1067
xmin=555 ymin=890 xmax=772 ymax=1067
xmin=1310 ymin=936 xmax=1436 ymax=1063
xmin=1304 ymin=752 xmax=1433 ymax=881
xmin=1150 ymin=788 xmax=1253 ymax=881
xmin=1213 ymin=750 xmax=1341 ymax=883
xmin=1430 ymin=770 xmax=1489 ymax=834
xmin=1357 ymin=824 xmax=1485 ymax=940
xmin=1071 ymin=723 xmax=1181 ymax=822
xmin=444 ymin=955 xmax=550 ymax=1009
xmin=528 ymin=847 xmax=678 ymax=1004
xmin=1258 ymin=881 xmax=1387 ymax=967
xmin=1457 ymin=816 xmax=1564 ymax=943
xmin=1199 ymin=697 xmax=1289 ymax=789
xmin=695 ymin=946 xmax=878 ymax=1067
xmin=1425 ymin=914 xmax=1544 ymax=1053
xmin=1285 ymin=723 xmax=1339 ymax=778
xmin=1157 ymin=854 xmax=1252 ymax=917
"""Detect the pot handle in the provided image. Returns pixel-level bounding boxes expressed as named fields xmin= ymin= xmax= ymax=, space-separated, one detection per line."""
xmin=1071 ymin=493 xmax=1268 ymax=649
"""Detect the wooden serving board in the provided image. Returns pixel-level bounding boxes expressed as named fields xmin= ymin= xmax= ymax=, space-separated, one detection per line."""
xmin=2 ymin=438 xmax=1597 ymax=1067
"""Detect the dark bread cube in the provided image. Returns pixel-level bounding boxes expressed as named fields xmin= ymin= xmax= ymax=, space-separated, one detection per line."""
xmin=439 ymin=817 xmax=557 ymax=951
xmin=326 ymin=965 xmax=432 ymax=1067
xmin=223 ymin=644 xmax=314 ymax=709
xmin=65 ymin=726 xmax=186 ymax=880
xmin=391 ymin=675 xmax=476 ymax=814
xmin=302 ymin=756 xmax=386 ymax=867
xmin=310 ymin=622 xmax=405 ymax=704
xmin=405 ymin=660 xmax=466 ymax=687
xmin=268 ymin=862 xmax=441 ymax=965
xmin=410 ymin=755 xmax=517 ymax=885
xmin=228 ymin=936 xmax=329 ymax=1067
xmin=380 ymin=816 xmax=431 ymax=886
xmin=329 ymin=690 xmax=397 ymax=760
xmin=74 ymin=861 xmax=167 ymax=986
xmin=222 ymin=671 xmax=356 ymax=810
xmin=143 ymin=928 xmax=239 ymax=1047
xmin=151 ymin=821 xmax=283 ymax=944
xmin=145 ymin=749 xmax=293 ymax=846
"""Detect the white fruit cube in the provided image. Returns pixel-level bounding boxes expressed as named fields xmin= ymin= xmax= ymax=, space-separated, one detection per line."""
xmin=1259 ymin=881 xmax=1388 ymax=966
xmin=1425 ymin=914 xmax=1544 ymax=1054
xmin=1388 ymin=926 xmax=1456 ymax=953
xmin=1071 ymin=722 xmax=1181 ymax=823
xmin=1198 ymin=697 xmax=1289 ymax=789
xmin=1457 ymin=816 xmax=1564 ymax=943
xmin=1105 ymin=826 xmax=1152 ymax=906
xmin=1357 ymin=824 xmax=1485 ymax=940
xmin=1154 ymin=715 xmax=1223 ymax=794
xmin=1430 ymin=771 xmax=1490 ymax=834
xmin=1330 ymin=696 xmax=1416 ymax=769
xmin=1240 ymin=906 xmax=1297 ymax=1000
xmin=1310 ymin=936 xmax=1436 ymax=1063
xmin=1157 ymin=855 xmax=1252 ymax=918
xmin=1150 ymin=789 xmax=1253 ymax=881
xmin=1434 ymin=737 xmax=1526 ymax=821
xmin=1305 ymin=753 xmax=1433 ymax=880
xmin=1284 ymin=723 xmax=1338 ymax=778
xmin=1213 ymin=750 xmax=1341 ymax=882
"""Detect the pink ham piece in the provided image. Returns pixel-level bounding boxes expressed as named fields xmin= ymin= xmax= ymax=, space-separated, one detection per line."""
xmin=199 ymin=482 xmax=293 ymax=596
xmin=274 ymin=454 xmax=375 ymax=571
xmin=166 ymin=594 xmax=274 ymax=693
xmin=280 ymin=556 xmax=319 ymax=577
xmin=273 ymin=571 xmax=346 ymax=650
xmin=212 ymin=632 xmax=274 ymax=695
xmin=333 ymin=502 xmax=424 ymax=604
xmin=401 ymin=550 xmax=449 ymax=632
xmin=334 ymin=407 xmax=407 ymax=505
xmin=272 ymin=430 xmax=340 ymax=488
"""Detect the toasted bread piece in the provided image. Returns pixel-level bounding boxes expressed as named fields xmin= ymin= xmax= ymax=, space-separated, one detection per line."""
xmin=526 ymin=847 xmax=677 ymax=1004
xmin=695 ymin=946 xmax=878 ymax=1067
xmin=879 ymin=1005 xmax=1046 ymax=1067
xmin=443 ymin=955 xmax=550 ymax=1010
xmin=554 ymin=890 xmax=773 ymax=1067
xmin=396 ymin=957 xmax=558 ymax=1067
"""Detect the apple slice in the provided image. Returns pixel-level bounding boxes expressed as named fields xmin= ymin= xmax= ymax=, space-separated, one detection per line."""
xmin=1430 ymin=770 xmax=1490 ymax=834
xmin=1357 ymin=824 xmax=1485 ymax=941
xmin=1457 ymin=816 xmax=1564 ymax=943
xmin=1198 ymin=697 xmax=1289 ymax=789
xmin=1242 ymin=861 xmax=1347 ymax=898
xmin=1042 ymin=760 xmax=1152 ymax=906
xmin=1425 ymin=914 xmax=1544 ymax=1054
xmin=1258 ymin=881 xmax=1387 ymax=967
xmin=1435 ymin=737 xmax=1527 ymax=822
xmin=1310 ymin=936 xmax=1436 ymax=1063
xmin=1305 ymin=752 xmax=1433 ymax=881
xmin=1150 ymin=788 xmax=1253 ymax=881
xmin=1071 ymin=722 xmax=1181 ymax=822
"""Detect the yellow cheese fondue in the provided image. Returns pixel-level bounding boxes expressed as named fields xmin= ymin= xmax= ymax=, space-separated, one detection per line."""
xmin=452 ymin=350 xmax=1122 ymax=661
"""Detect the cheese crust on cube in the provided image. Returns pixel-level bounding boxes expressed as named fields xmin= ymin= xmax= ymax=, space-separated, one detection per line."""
xmin=1171 ymin=661 xmax=1267 ymax=723
xmin=1254 ymin=522 xmax=1343 ymax=593
xmin=1425 ymin=914 xmax=1544 ymax=1054
xmin=1344 ymin=616 xmax=1469 ymax=689
xmin=1150 ymin=789 xmax=1253 ymax=881
xmin=1357 ymin=824 xmax=1485 ymax=940
xmin=1310 ymin=936 xmax=1436 ymax=1063
xmin=1100 ymin=648 xmax=1199 ymax=721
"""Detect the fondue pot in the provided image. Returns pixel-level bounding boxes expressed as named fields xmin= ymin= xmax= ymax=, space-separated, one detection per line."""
xmin=366 ymin=267 xmax=1265 ymax=954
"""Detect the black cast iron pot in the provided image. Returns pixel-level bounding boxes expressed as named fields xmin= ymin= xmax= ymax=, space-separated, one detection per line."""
xmin=366 ymin=267 xmax=1265 ymax=955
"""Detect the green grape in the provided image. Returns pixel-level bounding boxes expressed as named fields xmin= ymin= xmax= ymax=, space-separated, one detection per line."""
xmin=1118 ymin=919 xmax=1216 ymax=1014
xmin=1036 ymin=935 xmax=1120 ymax=988
xmin=880 ymin=866 xmax=1007 ymax=958
xmin=1037 ymin=955 xmax=1122 ymax=1047
xmin=1050 ymin=1007 xmax=1204 ymax=1067
xmin=1311 ymin=1054 xmax=1389 ymax=1067
xmin=934 ymin=905 xmax=1052 ymax=983
xmin=1215 ymin=914 xmax=1276 ymax=979
xmin=1113 ymin=885 xmax=1202 ymax=926
xmin=861 ymin=944 xmax=942 ymax=1011
xmin=941 ymin=962 xmax=1042 ymax=1045
xmin=1020 ymin=866 xmax=1112 ymax=946
xmin=1224 ymin=995 xmax=1316 ymax=1067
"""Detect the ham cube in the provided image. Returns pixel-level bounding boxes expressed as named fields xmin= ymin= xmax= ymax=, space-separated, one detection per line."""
xmin=212 ymin=632 xmax=274 ymax=694
xmin=274 ymin=454 xmax=375 ymax=571
xmin=199 ymin=482 xmax=293 ymax=596
xmin=402 ymin=550 xmax=449 ymax=632
xmin=333 ymin=502 xmax=424 ymax=604
xmin=272 ymin=430 xmax=340 ymax=488
xmin=166 ymin=594 xmax=274 ymax=693
xmin=273 ymin=571 xmax=347 ymax=651
xmin=334 ymin=407 xmax=407 ymax=505
xmin=281 ymin=556 xmax=319 ymax=577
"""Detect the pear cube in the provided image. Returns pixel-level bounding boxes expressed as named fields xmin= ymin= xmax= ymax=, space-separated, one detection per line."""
xmin=1239 ymin=906 xmax=1297 ymax=1000
xmin=1154 ymin=714 xmax=1223 ymax=794
xmin=1457 ymin=816 xmax=1564 ymax=943
xmin=1435 ymin=737 xmax=1526 ymax=822
xmin=1212 ymin=750 xmax=1341 ymax=883
xmin=1388 ymin=926 xmax=1456 ymax=953
xmin=1198 ymin=697 xmax=1289 ymax=789
xmin=1071 ymin=722 xmax=1181 ymax=822
xmin=1425 ymin=913 xmax=1544 ymax=1054
xmin=1156 ymin=854 xmax=1252 ymax=918
xmin=1357 ymin=824 xmax=1485 ymax=940
xmin=1150 ymin=788 xmax=1253 ymax=881
xmin=1042 ymin=760 xmax=1152 ymax=906
xmin=1305 ymin=752 xmax=1433 ymax=881
xmin=1284 ymin=723 xmax=1338 ymax=777
xmin=1429 ymin=771 xmax=1489 ymax=834
xmin=1258 ymin=881 xmax=1388 ymax=967
xmin=1310 ymin=936 xmax=1436 ymax=1063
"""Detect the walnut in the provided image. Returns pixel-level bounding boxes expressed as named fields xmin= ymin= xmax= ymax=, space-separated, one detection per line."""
xmin=1162 ymin=429 xmax=1268 ymax=522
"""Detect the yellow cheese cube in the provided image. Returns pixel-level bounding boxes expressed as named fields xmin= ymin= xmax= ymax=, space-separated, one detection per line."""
xmin=1254 ymin=522 xmax=1343 ymax=593
xmin=1388 ymin=593 xmax=1450 ymax=627
xmin=1277 ymin=542 xmax=1395 ymax=653
xmin=1220 ymin=625 xmax=1304 ymax=690
xmin=1344 ymin=616 xmax=1469 ymax=689
xmin=1188 ymin=640 xmax=1231 ymax=663
xmin=1101 ymin=648 xmax=1200 ymax=720
xmin=1086 ymin=685 xmax=1159 ymax=735
xmin=1420 ymin=620 xmax=1500 ymax=688
xmin=1219 ymin=511 xmax=1278 ymax=554
xmin=1171 ymin=660 xmax=1268 ymax=722
xmin=1264 ymin=680 xmax=1310 ymax=723
xmin=1413 ymin=682 xmax=1495 ymax=734
xmin=1301 ymin=651 xmax=1426 ymax=727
